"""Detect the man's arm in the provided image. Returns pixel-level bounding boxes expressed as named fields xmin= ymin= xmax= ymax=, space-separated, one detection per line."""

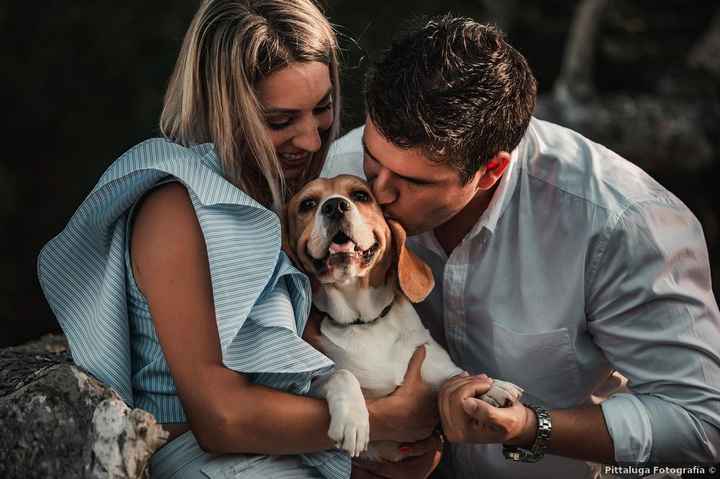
xmin=439 ymin=197 xmax=720 ymax=463
xmin=439 ymin=376 xmax=615 ymax=463
xmin=586 ymin=198 xmax=720 ymax=463
xmin=544 ymin=406 xmax=613 ymax=461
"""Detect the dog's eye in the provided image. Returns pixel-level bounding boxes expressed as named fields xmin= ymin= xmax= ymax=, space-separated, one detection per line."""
xmin=299 ymin=198 xmax=318 ymax=212
xmin=351 ymin=190 xmax=370 ymax=202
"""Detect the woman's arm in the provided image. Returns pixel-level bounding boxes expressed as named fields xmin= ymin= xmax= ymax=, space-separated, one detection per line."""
xmin=132 ymin=182 xmax=336 ymax=454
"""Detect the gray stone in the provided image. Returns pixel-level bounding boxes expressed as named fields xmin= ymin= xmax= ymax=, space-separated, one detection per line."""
xmin=0 ymin=334 xmax=168 ymax=479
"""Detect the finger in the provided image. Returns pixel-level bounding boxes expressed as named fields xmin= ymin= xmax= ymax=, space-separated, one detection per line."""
xmin=402 ymin=345 xmax=427 ymax=384
xmin=439 ymin=372 xmax=473 ymax=396
xmin=453 ymin=377 xmax=494 ymax=403
xmin=441 ymin=376 xmax=492 ymax=416
xmin=438 ymin=380 xmax=474 ymax=439
xmin=438 ymin=376 xmax=479 ymax=407
xmin=399 ymin=433 xmax=443 ymax=457
xmin=461 ymin=397 xmax=487 ymax=418
xmin=439 ymin=377 xmax=479 ymax=423
xmin=461 ymin=397 xmax=513 ymax=441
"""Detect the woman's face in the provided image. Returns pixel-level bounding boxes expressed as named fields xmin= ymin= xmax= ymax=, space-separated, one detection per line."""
xmin=256 ymin=61 xmax=334 ymax=181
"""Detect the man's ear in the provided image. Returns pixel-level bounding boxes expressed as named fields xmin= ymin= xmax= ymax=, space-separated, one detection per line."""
xmin=388 ymin=219 xmax=434 ymax=303
xmin=476 ymin=151 xmax=511 ymax=190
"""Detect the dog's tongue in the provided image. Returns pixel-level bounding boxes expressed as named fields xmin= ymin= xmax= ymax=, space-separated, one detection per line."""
xmin=329 ymin=241 xmax=355 ymax=254
xmin=329 ymin=231 xmax=356 ymax=254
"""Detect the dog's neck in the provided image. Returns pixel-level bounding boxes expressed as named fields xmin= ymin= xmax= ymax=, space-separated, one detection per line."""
xmin=314 ymin=279 xmax=396 ymax=326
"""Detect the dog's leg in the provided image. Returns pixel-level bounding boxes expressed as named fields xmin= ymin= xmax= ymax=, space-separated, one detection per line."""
xmin=422 ymin=339 xmax=524 ymax=407
xmin=310 ymin=369 xmax=369 ymax=457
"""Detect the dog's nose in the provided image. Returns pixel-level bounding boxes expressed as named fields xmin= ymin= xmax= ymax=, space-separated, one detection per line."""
xmin=321 ymin=197 xmax=350 ymax=221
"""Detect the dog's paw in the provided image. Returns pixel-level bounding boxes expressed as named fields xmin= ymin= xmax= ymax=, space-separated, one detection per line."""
xmin=479 ymin=379 xmax=524 ymax=408
xmin=328 ymin=401 xmax=370 ymax=457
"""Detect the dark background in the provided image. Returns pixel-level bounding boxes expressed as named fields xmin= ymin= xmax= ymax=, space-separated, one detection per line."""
xmin=2 ymin=1 xmax=718 ymax=347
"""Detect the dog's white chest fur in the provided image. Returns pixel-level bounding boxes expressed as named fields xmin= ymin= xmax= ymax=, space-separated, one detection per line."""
xmin=317 ymin=292 xmax=463 ymax=399
xmin=319 ymin=296 xmax=436 ymax=398
xmin=314 ymin=283 xmax=395 ymax=327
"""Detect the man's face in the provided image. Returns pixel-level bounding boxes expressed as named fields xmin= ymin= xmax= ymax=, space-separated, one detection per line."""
xmin=362 ymin=118 xmax=483 ymax=236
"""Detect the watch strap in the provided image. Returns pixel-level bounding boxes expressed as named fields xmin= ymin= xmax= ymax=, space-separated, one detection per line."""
xmin=502 ymin=403 xmax=552 ymax=463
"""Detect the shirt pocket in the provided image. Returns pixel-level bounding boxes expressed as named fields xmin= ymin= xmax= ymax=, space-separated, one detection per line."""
xmin=490 ymin=322 xmax=582 ymax=408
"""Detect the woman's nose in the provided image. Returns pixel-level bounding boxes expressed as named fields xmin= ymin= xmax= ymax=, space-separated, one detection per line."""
xmin=292 ymin=116 xmax=322 ymax=153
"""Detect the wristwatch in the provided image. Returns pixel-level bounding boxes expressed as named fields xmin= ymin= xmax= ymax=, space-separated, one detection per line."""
xmin=502 ymin=403 xmax=552 ymax=463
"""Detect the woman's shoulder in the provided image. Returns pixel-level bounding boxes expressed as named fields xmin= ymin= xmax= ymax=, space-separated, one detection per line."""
xmin=96 ymin=138 xmax=267 ymax=213
xmin=130 ymin=182 xmax=207 ymax=293
xmin=134 ymin=181 xmax=193 ymax=223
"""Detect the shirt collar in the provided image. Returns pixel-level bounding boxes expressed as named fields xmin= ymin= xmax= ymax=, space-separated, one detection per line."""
xmin=467 ymin=141 xmax=522 ymax=238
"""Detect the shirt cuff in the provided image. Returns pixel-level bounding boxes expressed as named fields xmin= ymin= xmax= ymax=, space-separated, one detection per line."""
xmin=600 ymin=393 xmax=653 ymax=462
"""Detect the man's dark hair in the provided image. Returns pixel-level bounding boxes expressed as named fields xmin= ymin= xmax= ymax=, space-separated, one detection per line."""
xmin=365 ymin=15 xmax=537 ymax=183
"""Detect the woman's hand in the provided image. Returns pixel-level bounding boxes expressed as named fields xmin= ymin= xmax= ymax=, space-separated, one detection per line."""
xmin=367 ymin=346 xmax=439 ymax=443
xmin=351 ymin=434 xmax=443 ymax=479
xmin=438 ymin=374 xmax=536 ymax=445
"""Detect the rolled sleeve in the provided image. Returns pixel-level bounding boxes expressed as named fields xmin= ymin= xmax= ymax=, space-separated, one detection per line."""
xmin=587 ymin=196 xmax=720 ymax=463
xmin=600 ymin=393 xmax=653 ymax=462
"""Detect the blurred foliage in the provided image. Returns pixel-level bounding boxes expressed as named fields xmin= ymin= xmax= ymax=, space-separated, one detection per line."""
xmin=1 ymin=1 xmax=717 ymax=346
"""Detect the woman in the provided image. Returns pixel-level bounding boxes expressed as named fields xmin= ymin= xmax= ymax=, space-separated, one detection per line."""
xmin=37 ymin=1 xmax=437 ymax=478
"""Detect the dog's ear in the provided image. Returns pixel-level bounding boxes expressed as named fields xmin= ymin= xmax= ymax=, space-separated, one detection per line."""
xmin=388 ymin=219 xmax=434 ymax=303
xmin=368 ymin=235 xmax=393 ymax=289
xmin=282 ymin=206 xmax=321 ymax=293
xmin=281 ymin=205 xmax=301 ymax=269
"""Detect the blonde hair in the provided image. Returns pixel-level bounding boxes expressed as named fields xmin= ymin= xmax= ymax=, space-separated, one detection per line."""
xmin=160 ymin=0 xmax=341 ymax=211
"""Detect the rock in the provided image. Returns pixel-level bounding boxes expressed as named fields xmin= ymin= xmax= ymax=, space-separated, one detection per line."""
xmin=0 ymin=334 xmax=168 ymax=479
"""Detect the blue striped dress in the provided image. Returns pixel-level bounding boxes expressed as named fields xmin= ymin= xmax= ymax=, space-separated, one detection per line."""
xmin=37 ymin=138 xmax=351 ymax=478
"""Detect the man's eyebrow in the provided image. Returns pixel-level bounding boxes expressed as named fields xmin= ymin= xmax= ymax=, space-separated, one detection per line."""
xmin=264 ymin=88 xmax=333 ymax=115
xmin=362 ymin=137 xmax=434 ymax=184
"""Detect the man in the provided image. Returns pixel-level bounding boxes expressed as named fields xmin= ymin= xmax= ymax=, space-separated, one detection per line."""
xmin=321 ymin=15 xmax=720 ymax=479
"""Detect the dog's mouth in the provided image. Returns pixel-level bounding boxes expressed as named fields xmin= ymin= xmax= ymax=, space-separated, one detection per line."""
xmin=311 ymin=230 xmax=380 ymax=274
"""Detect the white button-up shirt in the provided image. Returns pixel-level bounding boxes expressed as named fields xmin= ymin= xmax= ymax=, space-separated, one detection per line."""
xmin=323 ymin=118 xmax=720 ymax=478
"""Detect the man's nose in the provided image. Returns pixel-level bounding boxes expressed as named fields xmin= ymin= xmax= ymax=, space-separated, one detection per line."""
xmin=370 ymin=168 xmax=397 ymax=205
xmin=321 ymin=197 xmax=350 ymax=221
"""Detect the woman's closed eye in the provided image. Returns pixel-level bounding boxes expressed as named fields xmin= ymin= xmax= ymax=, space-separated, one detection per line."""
xmin=267 ymin=115 xmax=293 ymax=130
xmin=266 ymin=100 xmax=333 ymax=131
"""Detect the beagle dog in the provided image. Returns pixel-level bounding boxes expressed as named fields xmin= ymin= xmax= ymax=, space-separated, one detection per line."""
xmin=285 ymin=175 xmax=523 ymax=460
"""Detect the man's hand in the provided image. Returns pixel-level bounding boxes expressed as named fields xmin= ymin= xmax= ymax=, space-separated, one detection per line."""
xmin=351 ymin=434 xmax=443 ymax=479
xmin=438 ymin=374 xmax=536 ymax=445
xmin=367 ymin=346 xmax=439 ymax=443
